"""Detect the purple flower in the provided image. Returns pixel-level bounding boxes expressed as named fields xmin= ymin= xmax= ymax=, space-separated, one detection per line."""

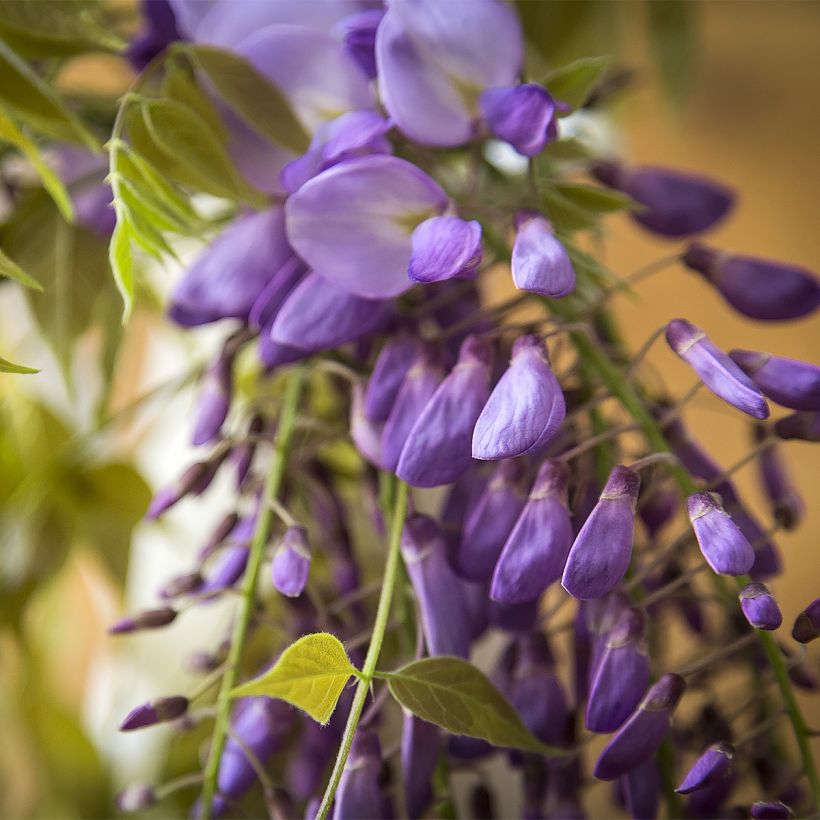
xmin=146 ymin=461 xmax=212 ymax=519
xmin=490 ymin=460 xmax=573 ymax=603
xmin=638 ymin=487 xmax=678 ymax=540
xmin=480 ymin=84 xmax=558 ymax=156
xmin=271 ymin=526 xmax=311 ymax=598
xmin=472 ymin=335 xmax=566 ymax=460
xmin=334 ymin=730 xmax=392 ymax=820
xmin=342 ymin=9 xmax=384 ymax=79
xmin=351 ymin=382 xmax=386 ymax=469
xmin=376 ymin=0 xmax=522 ymax=146
xmin=739 ymin=582 xmax=782 ymax=630
xmin=753 ymin=428 xmax=804 ymax=530
xmin=401 ymin=712 xmax=440 ymax=819
xmin=364 ymin=333 xmax=424 ymax=422
xmin=408 ymin=216 xmax=483 ymax=284
xmin=381 ymin=345 xmax=444 ymax=471
xmin=585 ymin=608 xmax=650 ymax=733
xmin=158 ymin=571 xmax=203 ymax=600
xmin=119 ymin=696 xmax=188 ymax=731
xmin=401 ymin=514 xmax=472 ymax=657
xmin=665 ymin=318 xmax=769 ymax=419
xmin=683 ymin=242 xmax=820 ymax=321
xmin=127 ymin=0 xmax=181 ymax=70
xmin=750 ymin=801 xmax=793 ymax=819
xmin=774 ymin=411 xmax=820 ymax=442
xmin=593 ymin=673 xmax=686 ymax=780
xmin=199 ymin=545 xmax=250 ymax=596
xmin=562 ymin=465 xmax=640 ymax=599
xmin=270 ymin=272 xmax=392 ymax=354
xmin=192 ymin=351 xmax=233 ymax=447
xmin=621 ymin=758 xmax=660 ymax=820
xmin=285 ymin=155 xmax=450 ymax=298
xmin=792 ymin=598 xmax=820 ymax=644
xmin=592 ymin=160 xmax=734 ymax=237
xmin=676 ymin=742 xmax=734 ymax=795
xmin=396 ymin=335 xmax=492 ymax=487
xmin=511 ymin=211 xmax=576 ymax=298
xmin=454 ymin=459 xmax=526 ymax=582
xmin=170 ymin=208 xmax=293 ymax=327
xmin=487 ymin=597 xmax=539 ymax=634
xmin=109 ymin=607 xmax=177 ymax=635
xmin=729 ymin=350 xmax=820 ymax=412
xmin=688 ymin=492 xmax=755 ymax=576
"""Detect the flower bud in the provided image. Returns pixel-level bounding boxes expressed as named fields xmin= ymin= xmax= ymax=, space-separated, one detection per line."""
xmin=116 ymin=784 xmax=157 ymax=812
xmin=510 ymin=211 xmax=576 ymax=298
xmin=271 ymin=525 xmax=311 ymax=598
xmin=592 ymin=160 xmax=734 ymax=237
xmin=593 ymin=673 xmax=686 ymax=780
xmin=585 ymin=608 xmax=650 ymax=733
xmin=562 ymin=465 xmax=640 ymax=599
xmin=408 ymin=215 xmax=483 ymax=283
xmin=401 ymin=514 xmax=472 ymax=657
xmin=232 ymin=415 xmax=265 ymax=489
xmin=397 ymin=335 xmax=492 ymax=487
xmin=688 ymin=492 xmax=755 ymax=576
xmin=683 ymin=242 xmax=820 ymax=321
xmin=621 ymin=757 xmax=660 ymax=820
xmin=487 ymin=598 xmax=539 ymax=634
xmin=334 ymin=730 xmax=392 ymax=820
xmin=676 ymin=742 xmax=734 ymax=795
xmin=158 ymin=571 xmax=203 ymax=600
xmin=729 ymin=350 xmax=820 ymax=412
xmin=365 ymin=334 xmax=423 ymax=422
xmin=638 ymin=486 xmax=678 ymax=540
xmin=792 ymin=598 xmax=820 ymax=643
xmin=473 ymin=335 xmax=566 ymax=460
xmin=739 ymin=582 xmax=782 ymax=631
xmin=200 ymin=545 xmax=250 ymax=597
xmin=750 ymin=801 xmax=793 ymax=819
xmin=480 ymin=84 xmax=558 ymax=157
xmin=490 ymin=460 xmax=573 ymax=603
xmin=192 ymin=349 xmax=233 ymax=447
xmin=145 ymin=461 xmax=211 ymax=519
xmin=666 ymin=319 xmax=769 ymax=419
xmin=119 ymin=696 xmax=189 ymax=731
xmin=401 ymin=711 xmax=440 ymax=819
xmin=752 ymin=427 xmax=804 ymax=530
xmin=774 ymin=411 xmax=820 ymax=443
xmin=109 ymin=607 xmax=177 ymax=635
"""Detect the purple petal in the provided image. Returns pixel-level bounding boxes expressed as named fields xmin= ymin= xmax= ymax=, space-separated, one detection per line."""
xmin=511 ymin=211 xmax=576 ymax=298
xmin=750 ymin=802 xmax=793 ymax=819
xmin=342 ymin=9 xmax=384 ymax=79
xmin=120 ymin=696 xmax=188 ymax=731
xmin=271 ymin=526 xmax=311 ymax=597
xmin=774 ymin=411 xmax=820 ymax=442
xmin=408 ymin=216 xmax=483 ymax=284
xmin=364 ymin=334 xmax=424 ymax=422
xmin=401 ymin=713 xmax=440 ymax=819
xmin=192 ymin=354 xmax=232 ymax=446
xmin=351 ymin=383 xmax=386 ymax=469
xmin=792 ymin=598 xmax=820 ymax=644
xmin=127 ymin=0 xmax=182 ymax=71
xmin=285 ymin=155 xmax=448 ymax=297
xmin=676 ymin=742 xmax=734 ymax=795
xmin=480 ymin=84 xmax=557 ymax=157
xmin=739 ymin=582 xmax=782 ymax=630
xmin=622 ymin=758 xmax=661 ymax=820
xmin=248 ymin=256 xmax=306 ymax=331
xmin=730 ymin=349 xmax=820 ymax=412
xmin=753 ymin=429 xmax=804 ymax=530
xmin=688 ymin=492 xmax=755 ymax=576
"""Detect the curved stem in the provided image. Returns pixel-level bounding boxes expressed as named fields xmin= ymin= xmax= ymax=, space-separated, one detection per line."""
xmin=316 ymin=479 xmax=409 ymax=819
xmin=199 ymin=365 xmax=306 ymax=819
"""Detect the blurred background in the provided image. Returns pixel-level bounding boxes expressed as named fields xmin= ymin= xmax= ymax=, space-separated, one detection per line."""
xmin=0 ymin=1 xmax=818 ymax=817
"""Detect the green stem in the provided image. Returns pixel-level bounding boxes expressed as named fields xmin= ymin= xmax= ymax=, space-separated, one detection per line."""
xmin=316 ymin=478 xmax=410 ymax=820
xmin=199 ymin=365 xmax=306 ymax=820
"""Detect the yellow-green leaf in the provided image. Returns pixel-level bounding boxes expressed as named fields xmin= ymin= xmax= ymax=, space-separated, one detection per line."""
xmin=384 ymin=657 xmax=564 ymax=756
xmin=0 ymin=245 xmax=41 ymax=290
xmin=161 ymin=60 xmax=228 ymax=142
xmin=230 ymin=633 xmax=357 ymax=725
xmin=109 ymin=216 xmax=134 ymax=322
xmin=545 ymin=56 xmax=611 ymax=112
xmin=0 ymin=355 xmax=38 ymax=373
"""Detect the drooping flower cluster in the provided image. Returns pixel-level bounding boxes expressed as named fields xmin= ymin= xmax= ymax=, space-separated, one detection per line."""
xmin=107 ymin=2 xmax=820 ymax=819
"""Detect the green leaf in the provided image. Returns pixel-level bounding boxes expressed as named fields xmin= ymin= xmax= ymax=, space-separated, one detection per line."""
xmin=543 ymin=137 xmax=595 ymax=161
xmin=545 ymin=56 xmax=611 ymax=112
xmin=384 ymin=657 xmax=563 ymax=756
xmin=0 ymin=108 xmax=74 ymax=221
xmin=0 ymin=355 xmax=38 ymax=373
xmin=0 ymin=244 xmax=41 ymax=290
xmin=554 ymin=182 xmax=638 ymax=214
xmin=140 ymin=98 xmax=267 ymax=207
xmin=161 ymin=60 xmax=228 ymax=142
xmin=646 ymin=0 xmax=697 ymax=109
xmin=188 ymin=44 xmax=310 ymax=155
xmin=0 ymin=39 xmax=100 ymax=149
xmin=109 ymin=216 xmax=134 ymax=321
xmin=230 ymin=633 xmax=357 ymax=725
xmin=541 ymin=186 xmax=599 ymax=232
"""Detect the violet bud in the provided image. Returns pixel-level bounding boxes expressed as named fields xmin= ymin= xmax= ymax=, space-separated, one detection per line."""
xmin=752 ymin=431 xmax=804 ymax=530
xmin=271 ymin=525 xmax=311 ymax=598
xmin=621 ymin=757 xmax=661 ymax=820
xmin=676 ymin=742 xmax=734 ymax=795
xmin=397 ymin=335 xmax=492 ymax=487
xmin=661 ymin=413 xmax=725 ymax=484
xmin=684 ymin=768 xmax=736 ymax=818
xmin=233 ymin=415 xmax=265 ymax=489
xmin=200 ymin=545 xmax=250 ymax=596
xmin=592 ymin=160 xmax=734 ymax=237
xmin=490 ymin=460 xmax=573 ymax=603
xmin=351 ymin=382 xmax=386 ymax=469
xmin=119 ymin=696 xmax=189 ymax=731
xmin=792 ymin=598 xmax=820 ymax=643
xmin=665 ymin=319 xmax=769 ymax=419
xmin=192 ymin=350 xmax=233 ymax=447
xmin=480 ymin=84 xmax=558 ymax=157
xmin=408 ymin=215 xmax=483 ymax=283
xmin=684 ymin=242 xmax=820 ymax=321
xmin=729 ymin=350 xmax=820 ymax=412
xmin=401 ymin=711 xmax=440 ymax=819
xmin=593 ymin=673 xmax=686 ymax=781
xmin=401 ymin=515 xmax=472 ymax=657
xmin=145 ymin=461 xmax=210 ymax=519
xmin=750 ymin=801 xmax=793 ymax=819
xmin=158 ymin=571 xmax=202 ymax=600
xmin=638 ymin=486 xmax=678 ymax=540
xmin=511 ymin=211 xmax=576 ymax=298
xmin=688 ymin=492 xmax=755 ymax=576
xmin=774 ymin=411 xmax=820 ymax=443
xmin=473 ymin=335 xmax=566 ymax=460
xmin=487 ymin=598 xmax=539 ymax=634
xmin=365 ymin=334 xmax=423 ymax=422
xmin=116 ymin=784 xmax=157 ymax=812
xmin=109 ymin=607 xmax=177 ymax=635
xmin=562 ymin=465 xmax=640 ymax=599
xmin=288 ymin=719 xmax=339 ymax=801
xmin=334 ymin=730 xmax=392 ymax=820
xmin=739 ymin=582 xmax=782 ymax=631
xmin=381 ymin=344 xmax=444 ymax=471
xmin=729 ymin=501 xmax=782 ymax=581
xmin=585 ymin=608 xmax=650 ymax=733
xmin=455 ymin=459 xmax=526 ymax=582
xmin=342 ymin=9 xmax=383 ymax=79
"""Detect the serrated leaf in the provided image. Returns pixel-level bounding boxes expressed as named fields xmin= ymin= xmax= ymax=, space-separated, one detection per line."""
xmin=554 ymin=182 xmax=638 ymax=214
xmin=231 ymin=633 xmax=357 ymax=724
xmin=188 ymin=44 xmax=309 ymax=155
xmin=0 ymin=355 xmax=38 ymax=373
xmin=109 ymin=217 xmax=134 ymax=322
xmin=0 ymin=108 xmax=74 ymax=221
xmin=140 ymin=98 xmax=267 ymax=207
xmin=0 ymin=245 xmax=41 ymax=290
xmin=0 ymin=39 xmax=100 ymax=149
xmin=545 ymin=56 xmax=611 ymax=112
xmin=385 ymin=657 xmax=563 ymax=756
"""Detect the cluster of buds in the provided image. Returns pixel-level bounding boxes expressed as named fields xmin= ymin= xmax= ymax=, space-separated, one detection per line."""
xmin=109 ymin=1 xmax=820 ymax=819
